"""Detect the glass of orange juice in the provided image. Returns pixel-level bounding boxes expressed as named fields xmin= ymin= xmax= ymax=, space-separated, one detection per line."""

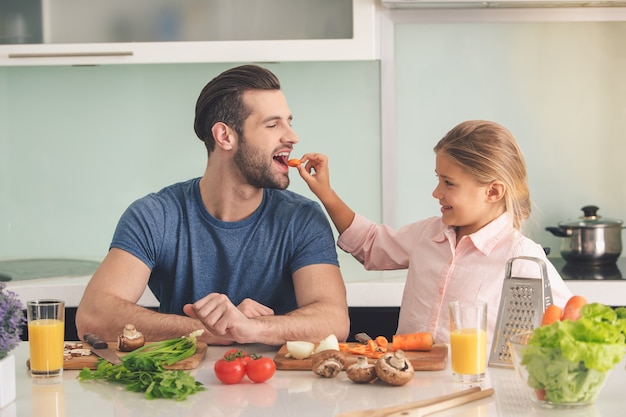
xmin=449 ymin=301 xmax=487 ymax=383
xmin=26 ymin=299 xmax=65 ymax=381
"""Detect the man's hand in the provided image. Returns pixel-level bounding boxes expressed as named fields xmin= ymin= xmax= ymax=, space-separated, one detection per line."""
xmin=183 ymin=294 xmax=269 ymax=343
xmin=237 ymin=298 xmax=274 ymax=318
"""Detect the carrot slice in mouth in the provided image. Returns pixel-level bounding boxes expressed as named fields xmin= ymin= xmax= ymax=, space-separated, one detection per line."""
xmin=287 ymin=158 xmax=301 ymax=167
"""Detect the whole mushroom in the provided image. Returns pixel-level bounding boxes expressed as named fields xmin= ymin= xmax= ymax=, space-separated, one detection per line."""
xmin=346 ymin=356 xmax=377 ymax=383
xmin=311 ymin=350 xmax=346 ymax=378
xmin=117 ymin=324 xmax=145 ymax=352
xmin=375 ymin=350 xmax=414 ymax=386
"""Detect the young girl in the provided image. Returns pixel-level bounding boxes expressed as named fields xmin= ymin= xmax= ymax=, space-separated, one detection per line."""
xmin=296 ymin=120 xmax=572 ymax=343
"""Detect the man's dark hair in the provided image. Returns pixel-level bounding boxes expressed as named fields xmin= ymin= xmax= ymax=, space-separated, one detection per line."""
xmin=193 ymin=65 xmax=281 ymax=154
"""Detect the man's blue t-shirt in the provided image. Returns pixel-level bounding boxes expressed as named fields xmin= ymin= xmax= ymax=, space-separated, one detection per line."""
xmin=111 ymin=178 xmax=339 ymax=315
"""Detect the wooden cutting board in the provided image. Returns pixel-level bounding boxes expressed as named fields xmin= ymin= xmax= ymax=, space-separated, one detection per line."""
xmin=61 ymin=341 xmax=208 ymax=370
xmin=273 ymin=343 xmax=448 ymax=371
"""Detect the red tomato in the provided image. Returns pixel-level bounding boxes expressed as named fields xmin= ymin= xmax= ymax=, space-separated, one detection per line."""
xmin=224 ymin=349 xmax=252 ymax=367
xmin=245 ymin=357 xmax=276 ymax=383
xmin=223 ymin=349 xmax=248 ymax=360
xmin=214 ymin=358 xmax=246 ymax=384
xmin=240 ymin=355 xmax=253 ymax=367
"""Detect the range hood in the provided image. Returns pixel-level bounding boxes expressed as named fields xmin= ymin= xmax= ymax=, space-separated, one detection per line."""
xmin=382 ymin=0 xmax=626 ymax=8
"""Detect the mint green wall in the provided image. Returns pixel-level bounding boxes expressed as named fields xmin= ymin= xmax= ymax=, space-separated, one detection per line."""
xmin=0 ymin=62 xmax=381 ymax=260
xmin=393 ymin=21 xmax=626 ymax=252
xmin=3 ymin=20 xmax=626 ymax=262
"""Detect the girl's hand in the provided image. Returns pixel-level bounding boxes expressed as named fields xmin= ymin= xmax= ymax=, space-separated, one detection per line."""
xmin=296 ymin=153 xmax=333 ymax=199
xmin=295 ymin=152 xmax=355 ymax=234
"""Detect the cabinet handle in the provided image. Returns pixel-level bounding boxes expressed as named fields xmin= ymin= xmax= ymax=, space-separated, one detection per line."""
xmin=8 ymin=51 xmax=134 ymax=58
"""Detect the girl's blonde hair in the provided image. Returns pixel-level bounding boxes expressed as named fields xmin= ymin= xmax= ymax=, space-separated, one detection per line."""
xmin=433 ymin=120 xmax=531 ymax=230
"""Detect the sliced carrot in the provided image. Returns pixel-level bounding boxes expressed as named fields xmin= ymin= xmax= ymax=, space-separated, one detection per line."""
xmin=375 ymin=336 xmax=389 ymax=349
xmin=348 ymin=345 xmax=368 ymax=355
xmin=344 ymin=335 xmax=391 ymax=359
xmin=349 ymin=346 xmax=383 ymax=358
xmin=391 ymin=332 xmax=433 ymax=352
xmin=338 ymin=343 xmax=350 ymax=352
xmin=287 ymin=158 xmax=301 ymax=167
xmin=561 ymin=295 xmax=587 ymax=321
xmin=541 ymin=305 xmax=563 ymax=326
xmin=367 ymin=339 xmax=378 ymax=352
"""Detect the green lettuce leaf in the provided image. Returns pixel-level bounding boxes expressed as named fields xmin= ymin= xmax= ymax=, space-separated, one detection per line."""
xmin=520 ymin=302 xmax=626 ymax=403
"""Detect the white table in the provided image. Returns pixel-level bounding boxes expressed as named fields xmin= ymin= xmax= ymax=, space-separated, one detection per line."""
xmin=1 ymin=342 xmax=624 ymax=417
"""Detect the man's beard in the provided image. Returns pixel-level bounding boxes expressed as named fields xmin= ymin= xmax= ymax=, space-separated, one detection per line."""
xmin=233 ymin=136 xmax=289 ymax=190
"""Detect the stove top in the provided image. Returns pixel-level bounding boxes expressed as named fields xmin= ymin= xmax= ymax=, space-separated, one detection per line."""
xmin=549 ymin=257 xmax=625 ymax=280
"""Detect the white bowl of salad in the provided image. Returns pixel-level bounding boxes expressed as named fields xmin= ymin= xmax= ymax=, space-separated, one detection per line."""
xmin=510 ymin=303 xmax=626 ymax=408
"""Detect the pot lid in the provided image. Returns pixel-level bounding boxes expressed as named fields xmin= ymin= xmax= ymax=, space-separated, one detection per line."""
xmin=559 ymin=205 xmax=623 ymax=229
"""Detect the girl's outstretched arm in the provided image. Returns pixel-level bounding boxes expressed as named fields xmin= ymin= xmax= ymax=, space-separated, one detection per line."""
xmin=296 ymin=153 xmax=355 ymax=234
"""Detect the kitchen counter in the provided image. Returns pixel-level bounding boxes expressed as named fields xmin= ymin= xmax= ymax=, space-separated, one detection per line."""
xmin=339 ymin=255 xmax=626 ymax=307
xmin=4 ymin=254 xmax=626 ymax=308
xmin=1 ymin=341 xmax=625 ymax=417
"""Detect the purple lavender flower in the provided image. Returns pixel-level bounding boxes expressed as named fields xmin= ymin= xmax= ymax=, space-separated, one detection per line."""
xmin=1 ymin=282 xmax=26 ymax=359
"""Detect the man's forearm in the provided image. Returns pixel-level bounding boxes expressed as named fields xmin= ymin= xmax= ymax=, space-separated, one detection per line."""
xmin=239 ymin=302 xmax=350 ymax=346
xmin=75 ymin=294 xmax=229 ymax=345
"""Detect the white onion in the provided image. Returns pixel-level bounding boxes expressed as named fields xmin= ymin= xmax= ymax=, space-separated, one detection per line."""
xmin=314 ymin=334 xmax=340 ymax=354
xmin=286 ymin=341 xmax=315 ymax=359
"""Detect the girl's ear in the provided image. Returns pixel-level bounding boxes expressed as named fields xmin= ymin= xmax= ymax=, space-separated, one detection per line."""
xmin=487 ymin=181 xmax=506 ymax=202
xmin=211 ymin=122 xmax=236 ymax=151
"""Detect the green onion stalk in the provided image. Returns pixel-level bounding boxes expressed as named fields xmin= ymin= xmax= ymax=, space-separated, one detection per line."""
xmin=78 ymin=330 xmax=206 ymax=400
xmin=122 ymin=329 xmax=204 ymax=366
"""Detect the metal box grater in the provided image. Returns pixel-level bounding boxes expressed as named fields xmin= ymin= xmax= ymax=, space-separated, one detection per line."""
xmin=488 ymin=256 xmax=553 ymax=368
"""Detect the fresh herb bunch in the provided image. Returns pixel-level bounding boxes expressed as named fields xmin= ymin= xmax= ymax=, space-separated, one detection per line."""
xmin=78 ymin=330 xmax=206 ymax=400
xmin=0 ymin=282 xmax=26 ymax=360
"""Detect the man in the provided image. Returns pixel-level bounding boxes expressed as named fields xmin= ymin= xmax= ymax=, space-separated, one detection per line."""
xmin=76 ymin=65 xmax=349 ymax=345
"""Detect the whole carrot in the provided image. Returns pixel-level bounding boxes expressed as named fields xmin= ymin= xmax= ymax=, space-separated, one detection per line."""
xmin=561 ymin=295 xmax=587 ymax=321
xmin=541 ymin=305 xmax=563 ymax=326
xmin=391 ymin=332 xmax=433 ymax=352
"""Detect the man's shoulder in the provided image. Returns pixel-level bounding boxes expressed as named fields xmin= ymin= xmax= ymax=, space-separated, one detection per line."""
xmin=133 ymin=178 xmax=199 ymax=205
xmin=152 ymin=178 xmax=199 ymax=198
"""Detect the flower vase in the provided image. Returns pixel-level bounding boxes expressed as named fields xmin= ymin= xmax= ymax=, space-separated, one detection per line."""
xmin=0 ymin=354 xmax=16 ymax=408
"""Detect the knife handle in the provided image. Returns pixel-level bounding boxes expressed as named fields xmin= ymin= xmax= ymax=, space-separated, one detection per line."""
xmin=355 ymin=332 xmax=373 ymax=344
xmin=84 ymin=333 xmax=108 ymax=349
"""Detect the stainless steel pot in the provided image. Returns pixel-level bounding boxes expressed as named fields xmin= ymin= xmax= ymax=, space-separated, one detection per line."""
xmin=545 ymin=205 xmax=624 ymax=265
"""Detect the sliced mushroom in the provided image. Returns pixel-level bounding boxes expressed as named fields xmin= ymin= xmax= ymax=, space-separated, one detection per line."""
xmin=311 ymin=350 xmax=346 ymax=378
xmin=117 ymin=324 xmax=146 ymax=352
xmin=69 ymin=348 xmax=93 ymax=357
xmin=374 ymin=350 xmax=414 ymax=386
xmin=346 ymin=356 xmax=377 ymax=383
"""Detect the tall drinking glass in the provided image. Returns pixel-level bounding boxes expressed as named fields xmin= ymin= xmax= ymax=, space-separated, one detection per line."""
xmin=26 ymin=299 xmax=65 ymax=381
xmin=449 ymin=301 xmax=487 ymax=383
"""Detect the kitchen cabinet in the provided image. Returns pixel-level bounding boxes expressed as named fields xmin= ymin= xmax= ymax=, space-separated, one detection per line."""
xmin=0 ymin=0 xmax=379 ymax=66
